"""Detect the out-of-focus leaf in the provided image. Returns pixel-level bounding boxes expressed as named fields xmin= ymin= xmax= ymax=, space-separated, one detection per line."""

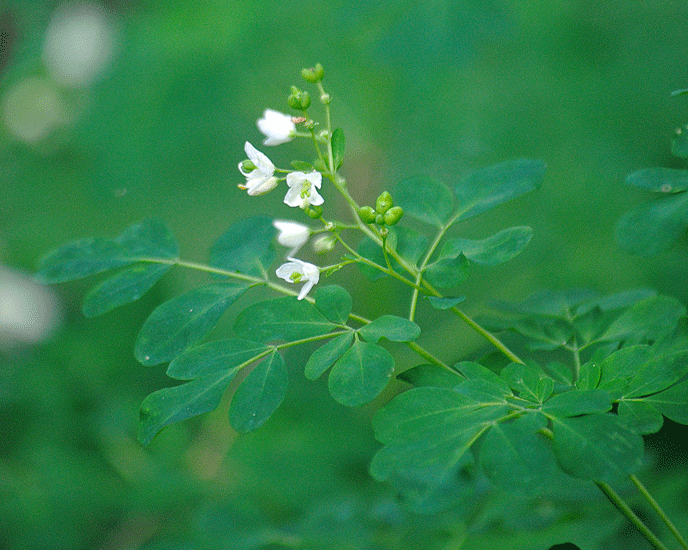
xmin=82 ymin=263 xmax=171 ymax=317
xmin=135 ymin=282 xmax=251 ymax=366
xmin=672 ymin=125 xmax=688 ymax=157
xmin=328 ymin=339 xmax=394 ymax=406
xmin=600 ymin=295 xmax=686 ymax=344
xmin=615 ymin=192 xmax=688 ymax=256
xmin=166 ymin=338 xmax=271 ymax=380
xmin=397 ymin=363 xmax=465 ymax=389
xmin=229 ymin=350 xmax=288 ymax=432
xmin=331 ymin=128 xmax=345 ymax=169
xmin=359 ymin=315 xmax=421 ymax=344
xmin=314 ymin=285 xmax=352 ymax=324
xmin=626 ymin=167 xmax=688 ymax=192
xmin=138 ymin=372 xmax=234 ymax=445
xmin=426 ymin=296 xmax=465 ymax=310
xmin=440 ymin=226 xmax=533 ymax=266
xmin=35 ymin=219 xmax=178 ymax=283
xmin=304 ymin=332 xmax=354 ymax=380
xmin=480 ymin=413 xmax=558 ymax=495
xmin=453 ymin=159 xmax=545 ymax=221
xmin=233 ymin=296 xmax=336 ymax=343
xmin=394 ymin=175 xmax=455 ymax=227
xmin=551 ymin=414 xmax=644 ymax=482
xmin=424 ymin=253 xmax=469 ymax=288
xmin=209 ymin=216 xmax=276 ymax=276
xmin=541 ymin=389 xmax=613 ymax=417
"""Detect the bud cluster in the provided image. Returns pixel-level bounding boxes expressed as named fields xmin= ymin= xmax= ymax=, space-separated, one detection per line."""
xmin=358 ymin=191 xmax=404 ymax=226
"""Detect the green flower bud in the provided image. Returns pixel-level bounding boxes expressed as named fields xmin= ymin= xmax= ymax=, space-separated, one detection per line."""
xmin=301 ymin=63 xmax=324 ymax=83
xmin=305 ymin=204 xmax=323 ymax=219
xmin=383 ymin=206 xmax=404 ymax=225
xmin=358 ymin=206 xmax=376 ymax=223
xmin=288 ymin=86 xmax=311 ymax=110
xmin=312 ymin=233 xmax=336 ymax=253
xmin=375 ymin=213 xmax=384 ymax=225
xmin=375 ymin=191 xmax=394 ymax=215
xmin=319 ymin=93 xmax=331 ymax=105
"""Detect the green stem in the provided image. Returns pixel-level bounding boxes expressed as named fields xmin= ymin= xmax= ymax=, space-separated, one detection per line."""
xmin=595 ymin=481 xmax=671 ymax=550
xmin=404 ymin=341 xmax=457 ymax=374
xmin=449 ymin=306 xmax=525 ymax=364
xmin=631 ymin=474 xmax=688 ymax=550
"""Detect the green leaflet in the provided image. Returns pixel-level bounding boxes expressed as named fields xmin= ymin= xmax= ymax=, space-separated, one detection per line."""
xmin=426 ymin=296 xmax=465 ymax=310
xmin=453 ymin=158 xmax=546 ymax=222
xmin=82 ymin=263 xmax=171 ymax=317
xmin=234 ymin=296 xmax=337 ymax=343
xmin=501 ymin=362 xmax=553 ymax=403
xmin=424 ymin=253 xmax=470 ymax=288
xmin=440 ymin=226 xmax=533 ymax=266
xmin=455 ymin=361 xmax=512 ymax=396
xmin=643 ymin=379 xmax=688 ymax=424
xmin=551 ymin=414 xmax=644 ymax=482
xmin=135 ymin=282 xmax=251 ymax=366
xmin=209 ymin=216 xmax=276 ymax=276
xmin=314 ymin=285 xmax=352 ymax=324
xmin=358 ymin=315 xmax=421 ymax=344
xmin=331 ymin=127 xmax=345 ymax=169
xmin=229 ymin=350 xmax=288 ymax=432
xmin=35 ymin=218 xmax=178 ymax=284
xmin=540 ymin=389 xmax=613 ymax=417
xmin=138 ymin=371 xmax=236 ymax=445
xmin=479 ymin=413 xmax=559 ymax=495
xmin=304 ymin=332 xmax=354 ymax=380
xmin=599 ymin=295 xmax=686 ymax=344
xmin=618 ymin=400 xmax=664 ymax=435
xmin=615 ymin=191 xmax=688 ymax=256
xmin=166 ymin=338 xmax=271 ymax=380
xmin=397 ymin=363 xmax=465 ymax=389
xmin=328 ymin=339 xmax=395 ymax=406
xmin=394 ymin=175 xmax=455 ymax=227
xmin=626 ymin=167 xmax=688 ymax=193
xmin=370 ymin=383 xmax=509 ymax=482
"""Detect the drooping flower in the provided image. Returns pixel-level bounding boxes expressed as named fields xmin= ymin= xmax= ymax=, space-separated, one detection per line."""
xmin=273 ymin=219 xmax=310 ymax=256
xmin=257 ymin=109 xmax=296 ymax=146
xmin=237 ymin=141 xmax=279 ymax=196
xmin=284 ymin=171 xmax=324 ymax=209
xmin=276 ymin=258 xmax=320 ymax=300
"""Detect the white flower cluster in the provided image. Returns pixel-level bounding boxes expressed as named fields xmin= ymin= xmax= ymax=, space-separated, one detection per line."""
xmin=237 ymin=109 xmax=326 ymax=300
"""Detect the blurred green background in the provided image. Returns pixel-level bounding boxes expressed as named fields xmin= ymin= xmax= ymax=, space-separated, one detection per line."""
xmin=2 ymin=1 xmax=688 ymax=548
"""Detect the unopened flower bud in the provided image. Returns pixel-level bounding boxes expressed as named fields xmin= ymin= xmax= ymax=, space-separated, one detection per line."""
xmin=312 ymin=233 xmax=336 ymax=253
xmin=301 ymin=63 xmax=324 ymax=83
xmin=319 ymin=93 xmax=331 ymax=105
xmin=375 ymin=213 xmax=384 ymax=225
xmin=375 ymin=191 xmax=394 ymax=215
xmin=358 ymin=206 xmax=377 ymax=223
xmin=305 ymin=204 xmax=323 ymax=219
xmin=383 ymin=206 xmax=404 ymax=225
xmin=288 ymin=86 xmax=311 ymax=110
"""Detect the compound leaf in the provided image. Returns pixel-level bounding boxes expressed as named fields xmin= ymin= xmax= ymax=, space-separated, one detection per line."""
xmin=304 ymin=332 xmax=354 ymax=380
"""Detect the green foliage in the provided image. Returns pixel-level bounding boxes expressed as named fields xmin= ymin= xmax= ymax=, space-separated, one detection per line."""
xmin=331 ymin=128 xmax=345 ymax=169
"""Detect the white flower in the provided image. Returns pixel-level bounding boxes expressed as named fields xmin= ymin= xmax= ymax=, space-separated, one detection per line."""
xmin=273 ymin=219 xmax=310 ymax=256
xmin=276 ymin=258 xmax=320 ymax=300
xmin=284 ymin=171 xmax=324 ymax=209
xmin=237 ymin=141 xmax=279 ymax=196
xmin=257 ymin=109 xmax=296 ymax=146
